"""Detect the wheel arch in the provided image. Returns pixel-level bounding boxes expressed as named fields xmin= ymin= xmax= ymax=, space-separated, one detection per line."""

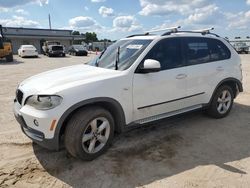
xmin=55 ymin=97 xmax=126 ymax=149
xmin=209 ymin=77 xmax=243 ymax=104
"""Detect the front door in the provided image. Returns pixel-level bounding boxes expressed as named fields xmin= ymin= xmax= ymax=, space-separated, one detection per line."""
xmin=133 ymin=38 xmax=188 ymax=121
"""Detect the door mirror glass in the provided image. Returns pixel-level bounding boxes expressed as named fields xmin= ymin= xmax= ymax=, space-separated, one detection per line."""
xmin=138 ymin=59 xmax=161 ymax=73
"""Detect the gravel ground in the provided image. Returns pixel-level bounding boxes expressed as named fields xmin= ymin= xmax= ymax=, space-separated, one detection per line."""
xmin=0 ymin=54 xmax=249 ymax=188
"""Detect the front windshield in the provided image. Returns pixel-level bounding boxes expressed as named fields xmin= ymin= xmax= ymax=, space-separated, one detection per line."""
xmin=88 ymin=39 xmax=152 ymax=70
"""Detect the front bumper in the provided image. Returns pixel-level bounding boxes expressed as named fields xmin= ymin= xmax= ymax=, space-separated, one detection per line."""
xmin=13 ymin=101 xmax=60 ymax=151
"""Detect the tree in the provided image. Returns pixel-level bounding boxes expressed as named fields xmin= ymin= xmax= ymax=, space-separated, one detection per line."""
xmin=99 ymin=38 xmax=112 ymax=42
xmin=72 ymin=31 xmax=80 ymax=35
xmin=85 ymin=32 xmax=98 ymax=43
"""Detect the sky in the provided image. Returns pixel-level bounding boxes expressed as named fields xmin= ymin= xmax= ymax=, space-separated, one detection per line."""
xmin=0 ymin=0 xmax=250 ymax=40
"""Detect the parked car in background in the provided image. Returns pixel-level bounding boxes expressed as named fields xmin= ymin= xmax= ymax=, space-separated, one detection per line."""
xmin=42 ymin=41 xmax=60 ymax=55
xmin=68 ymin=45 xmax=88 ymax=56
xmin=18 ymin=45 xmax=38 ymax=58
xmin=47 ymin=45 xmax=65 ymax=57
xmin=233 ymin=42 xmax=249 ymax=54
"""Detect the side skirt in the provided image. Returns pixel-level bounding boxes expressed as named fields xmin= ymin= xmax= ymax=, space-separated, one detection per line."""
xmin=124 ymin=104 xmax=204 ymax=131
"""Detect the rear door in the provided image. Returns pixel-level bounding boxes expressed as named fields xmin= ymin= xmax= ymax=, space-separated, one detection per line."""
xmin=184 ymin=37 xmax=232 ymax=106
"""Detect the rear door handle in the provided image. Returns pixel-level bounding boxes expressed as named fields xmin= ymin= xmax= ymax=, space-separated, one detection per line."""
xmin=216 ymin=66 xmax=224 ymax=71
xmin=176 ymin=74 xmax=187 ymax=79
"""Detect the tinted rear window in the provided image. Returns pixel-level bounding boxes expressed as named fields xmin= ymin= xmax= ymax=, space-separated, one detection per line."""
xmin=185 ymin=37 xmax=231 ymax=65
xmin=52 ymin=46 xmax=63 ymax=51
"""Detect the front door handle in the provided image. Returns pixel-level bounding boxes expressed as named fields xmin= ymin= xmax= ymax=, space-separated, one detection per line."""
xmin=216 ymin=66 xmax=224 ymax=71
xmin=176 ymin=74 xmax=187 ymax=79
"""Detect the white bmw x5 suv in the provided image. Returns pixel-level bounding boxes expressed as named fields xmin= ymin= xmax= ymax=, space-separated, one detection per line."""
xmin=14 ymin=27 xmax=243 ymax=160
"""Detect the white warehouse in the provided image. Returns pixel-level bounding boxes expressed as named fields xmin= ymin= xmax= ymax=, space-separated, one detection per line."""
xmin=2 ymin=27 xmax=84 ymax=54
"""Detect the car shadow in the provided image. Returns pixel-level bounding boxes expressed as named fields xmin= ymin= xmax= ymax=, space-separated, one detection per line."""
xmin=20 ymin=56 xmax=40 ymax=59
xmin=46 ymin=55 xmax=71 ymax=58
xmin=0 ymin=59 xmax=24 ymax=65
xmin=33 ymin=102 xmax=250 ymax=188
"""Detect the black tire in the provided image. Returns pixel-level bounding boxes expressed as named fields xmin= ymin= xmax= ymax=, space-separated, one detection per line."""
xmin=62 ymin=53 xmax=66 ymax=57
xmin=6 ymin=53 xmax=13 ymax=62
xmin=206 ymin=85 xmax=234 ymax=119
xmin=64 ymin=106 xmax=115 ymax=160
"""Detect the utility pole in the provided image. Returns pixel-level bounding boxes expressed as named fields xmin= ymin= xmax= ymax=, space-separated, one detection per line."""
xmin=48 ymin=14 xmax=52 ymax=29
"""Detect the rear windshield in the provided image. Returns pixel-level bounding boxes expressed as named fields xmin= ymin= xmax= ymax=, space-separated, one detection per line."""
xmin=52 ymin=46 xmax=63 ymax=51
xmin=73 ymin=45 xmax=86 ymax=50
xmin=23 ymin=46 xmax=35 ymax=49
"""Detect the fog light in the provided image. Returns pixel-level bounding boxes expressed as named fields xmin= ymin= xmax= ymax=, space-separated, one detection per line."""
xmin=34 ymin=119 xmax=39 ymax=126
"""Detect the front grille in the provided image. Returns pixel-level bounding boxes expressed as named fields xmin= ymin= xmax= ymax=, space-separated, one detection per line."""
xmin=16 ymin=89 xmax=23 ymax=104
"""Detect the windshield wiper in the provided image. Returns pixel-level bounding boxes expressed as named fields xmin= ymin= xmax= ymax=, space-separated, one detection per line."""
xmin=95 ymin=48 xmax=107 ymax=67
xmin=115 ymin=46 xmax=120 ymax=70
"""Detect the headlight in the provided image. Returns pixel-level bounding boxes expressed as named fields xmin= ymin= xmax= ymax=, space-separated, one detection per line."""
xmin=25 ymin=95 xmax=62 ymax=110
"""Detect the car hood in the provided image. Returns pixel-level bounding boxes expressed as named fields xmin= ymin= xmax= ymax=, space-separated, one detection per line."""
xmin=19 ymin=64 xmax=120 ymax=93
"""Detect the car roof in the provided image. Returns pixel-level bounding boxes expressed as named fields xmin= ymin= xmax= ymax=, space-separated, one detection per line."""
xmin=21 ymin=45 xmax=35 ymax=48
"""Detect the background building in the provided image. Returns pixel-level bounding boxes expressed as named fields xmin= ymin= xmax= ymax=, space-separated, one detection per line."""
xmin=92 ymin=41 xmax=114 ymax=51
xmin=2 ymin=27 xmax=85 ymax=54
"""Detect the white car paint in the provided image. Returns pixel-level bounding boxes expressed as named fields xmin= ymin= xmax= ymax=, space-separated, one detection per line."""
xmin=18 ymin=45 xmax=38 ymax=57
xmin=14 ymin=33 xmax=242 ymax=145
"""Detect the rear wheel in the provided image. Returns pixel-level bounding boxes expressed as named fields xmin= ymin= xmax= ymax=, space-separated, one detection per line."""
xmin=6 ymin=53 xmax=13 ymax=62
xmin=206 ymin=85 xmax=234 ymax=118
xmin=65 ymin=106 xmax=114 ymax=160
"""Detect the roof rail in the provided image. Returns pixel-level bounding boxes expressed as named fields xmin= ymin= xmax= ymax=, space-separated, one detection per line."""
xmin=162 ymin=27 xmax=220 ymax=37
xmin=126 ymin=33 xmax=151 ymax=38
xmin=145 ymin=26 xmax=181 ymax=35
xmin=126 ymin=27 xmax=220 ymax=38
xmin=126 ymin=26 xmax=181 ymax=38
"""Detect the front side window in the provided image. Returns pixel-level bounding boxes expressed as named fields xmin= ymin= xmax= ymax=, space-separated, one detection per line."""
xmin=143 ymin=38 xmax=183 ymax=70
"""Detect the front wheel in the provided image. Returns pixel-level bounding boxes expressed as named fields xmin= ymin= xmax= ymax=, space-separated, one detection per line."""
xmin=64 ymin=106 xmax=114 ymax=160
xmin=206 ymin=85 xmax=234 ymax=118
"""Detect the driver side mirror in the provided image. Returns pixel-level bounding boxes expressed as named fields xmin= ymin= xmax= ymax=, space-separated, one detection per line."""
xmin=137 ymin=59 xmax=161 ymax=73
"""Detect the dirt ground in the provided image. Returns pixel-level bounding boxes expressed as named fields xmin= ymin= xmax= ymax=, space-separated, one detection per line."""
xmin=0 ymin=54 xmax=249 ymax=188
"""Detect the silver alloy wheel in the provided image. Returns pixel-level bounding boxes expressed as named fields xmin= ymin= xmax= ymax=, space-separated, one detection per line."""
xmin=82 ymin=117 xmax=110 ymax=154
xmin=217 ymin=90 xmax=232 ymax=114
